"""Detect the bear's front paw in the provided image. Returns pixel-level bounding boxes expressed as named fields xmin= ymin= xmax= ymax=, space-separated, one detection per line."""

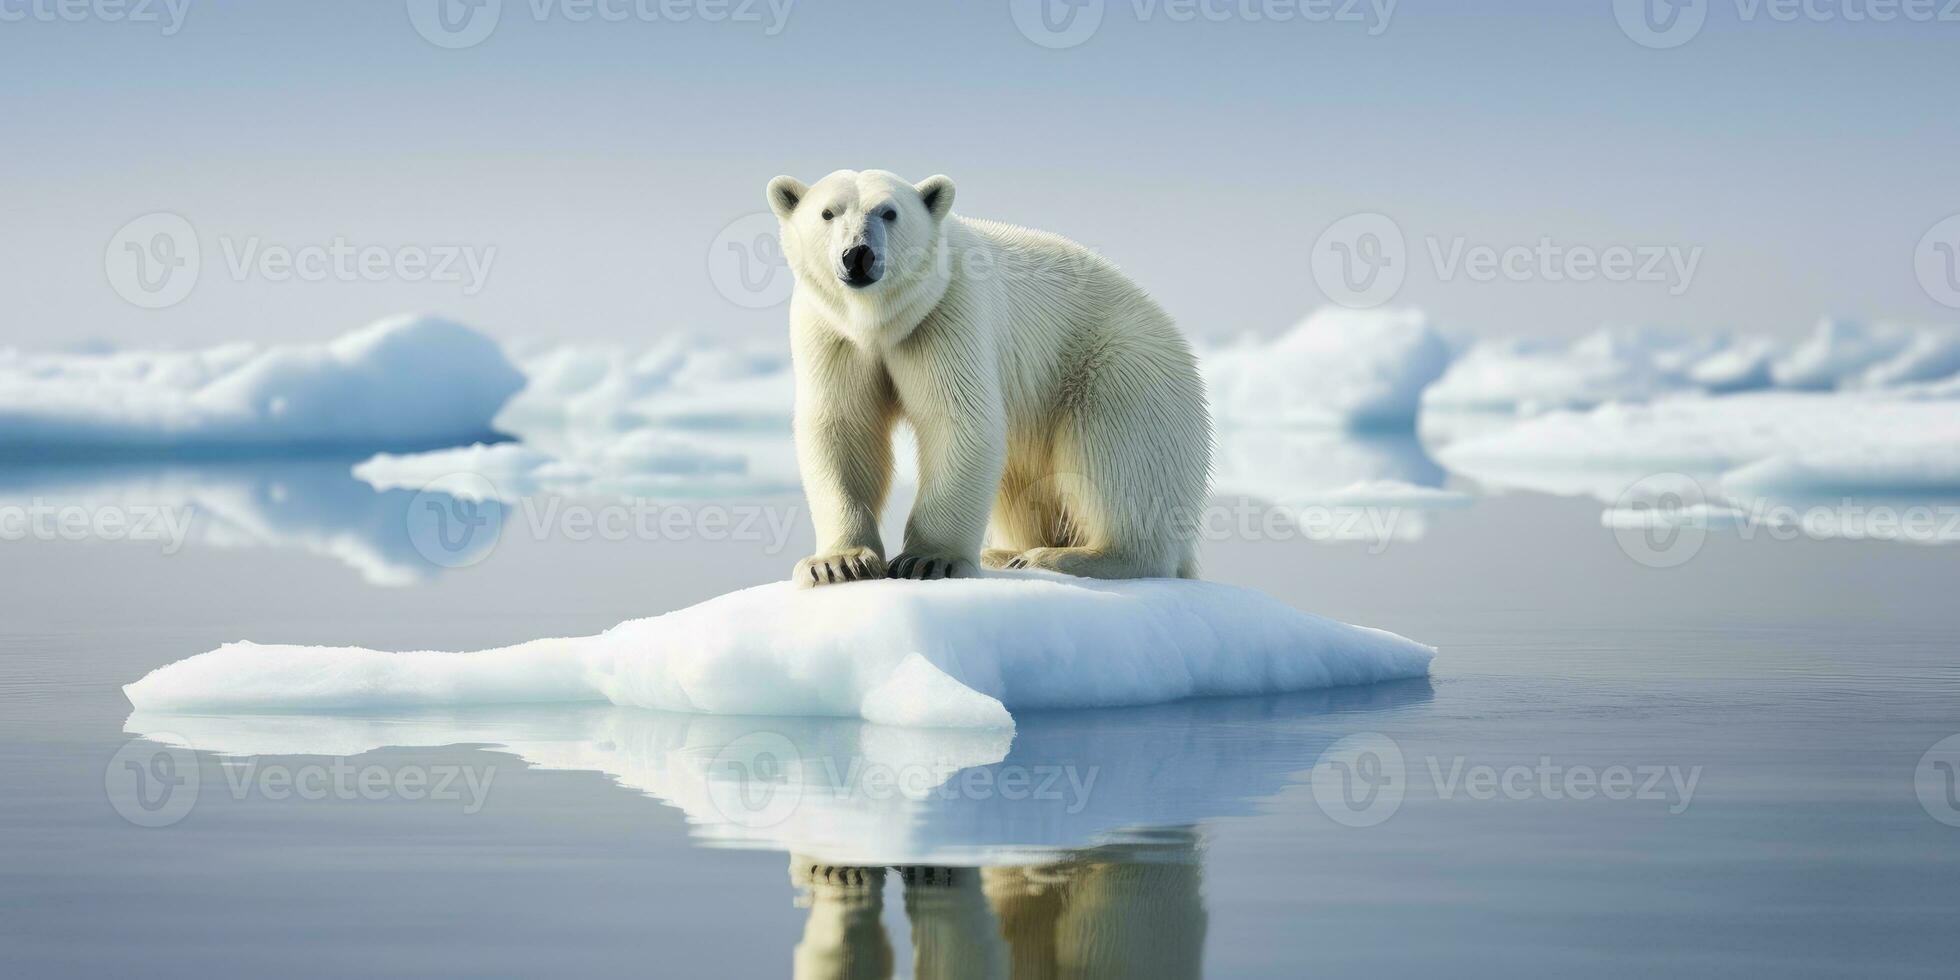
xmin=793 ymin=548 xmax=885 ymax=588
xmin=886 ymin=552 xmax=976 ymax=581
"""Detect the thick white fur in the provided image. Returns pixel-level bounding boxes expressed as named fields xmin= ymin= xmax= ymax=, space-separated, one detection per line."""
xmin=768 ymin=169 xmax=1209 ymax=586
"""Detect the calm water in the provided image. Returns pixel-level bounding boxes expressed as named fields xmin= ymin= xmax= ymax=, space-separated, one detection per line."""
xmin=2 ymin=458 xmax=1957 ymax=978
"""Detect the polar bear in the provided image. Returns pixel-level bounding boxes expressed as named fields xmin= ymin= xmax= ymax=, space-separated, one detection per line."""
xmin=767 ymin=169 xmax=1209 ymax=586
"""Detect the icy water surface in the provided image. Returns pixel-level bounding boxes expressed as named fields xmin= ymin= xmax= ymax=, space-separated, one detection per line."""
xmin=2 ymin=462 xmax=1957 ymax=978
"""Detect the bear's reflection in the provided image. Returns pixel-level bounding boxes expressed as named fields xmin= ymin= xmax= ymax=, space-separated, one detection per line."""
xmin=790 ymin=830 xmax=1204 ymax=980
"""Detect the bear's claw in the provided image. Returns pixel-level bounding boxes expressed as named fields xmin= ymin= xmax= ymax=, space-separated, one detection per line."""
xmin=793 ymin=549 xmax=885 ymax=588
xmin=886 ymin=553 xmax=975 ymax=581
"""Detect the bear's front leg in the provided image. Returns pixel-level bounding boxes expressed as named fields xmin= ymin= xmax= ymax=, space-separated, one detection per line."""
xmin=791 ymin=332 xmax=897 ymax=589
xmin=886 ymin=336 xmax=1005 ymax=582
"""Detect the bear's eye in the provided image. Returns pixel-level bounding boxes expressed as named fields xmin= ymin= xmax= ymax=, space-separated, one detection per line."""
xmin=881 ymin=209 xmax=897 ymax=222
xmin=820 ymin=209 xmax=834 ymax=221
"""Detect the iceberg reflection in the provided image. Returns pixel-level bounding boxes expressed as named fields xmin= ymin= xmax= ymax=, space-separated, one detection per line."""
xmin=124 ymin=679 xmax=1433 ymax=867
xmin=0 ymin=460 xmax=499 ymax=585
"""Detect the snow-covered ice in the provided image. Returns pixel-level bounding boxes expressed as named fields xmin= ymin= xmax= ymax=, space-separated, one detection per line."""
xmin=122 ymin=575 xmax=1435 ymax=725
xmin=1423 ymin=321 xmax=1960 ymax=415
xmin=1204 ymin=308 xmax=1452 ymax=428
xmin=354 ymin=339 xmax=803 ymax=500
xmin=0 ymin=316 xmax=523 ymax=455
xmin=1435 ymin=392 xmax=1960 ymax=501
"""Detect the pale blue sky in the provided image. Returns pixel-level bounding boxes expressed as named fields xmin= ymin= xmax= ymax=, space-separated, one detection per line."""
xmin=2 ymin=0 xmax=1955 ymax=349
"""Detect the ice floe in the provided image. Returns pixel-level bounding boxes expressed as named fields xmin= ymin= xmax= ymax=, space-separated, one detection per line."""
xmin=0 ymin=316 xmax=523 ymax=456
xmin=1204 ymin=308 xmax=1453 ymax=428
xmin=1423 ymin=321 xmax=1960 ymax=416
xmin=123 ymin=574 xmax=1435 ymax=725
xmin=1435 ymin=392 xmax=1960 ymax=501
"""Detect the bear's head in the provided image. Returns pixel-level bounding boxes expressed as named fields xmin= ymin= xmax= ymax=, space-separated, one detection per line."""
xmin=766 ymin=169 xmax=955 ymax=298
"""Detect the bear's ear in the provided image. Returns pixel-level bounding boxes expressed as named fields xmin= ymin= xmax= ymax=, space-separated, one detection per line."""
xmin=914 ymin=175 xmax=955 ymax=221
xmin=766 ymin=176 xmax=808 ymax=220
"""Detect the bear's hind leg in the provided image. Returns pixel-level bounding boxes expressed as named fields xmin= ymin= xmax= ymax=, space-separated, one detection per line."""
xmin=1006 ymin=545 xmax=1163 ymax=579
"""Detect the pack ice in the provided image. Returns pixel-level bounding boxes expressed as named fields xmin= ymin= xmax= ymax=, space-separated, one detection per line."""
xmin=123 ymin=575 xmax=1435 ymax=727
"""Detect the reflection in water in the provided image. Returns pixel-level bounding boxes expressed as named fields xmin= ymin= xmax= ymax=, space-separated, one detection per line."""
xmin=126 ymin=680 xmax=1432 ymax=866
xmin=1211 ymin=427 xmax=1468 ymax=543
xmin=0 ymin=460 xmax=497 ymax=584
xmin=790 ymin=833 xmax=1205 ymax=980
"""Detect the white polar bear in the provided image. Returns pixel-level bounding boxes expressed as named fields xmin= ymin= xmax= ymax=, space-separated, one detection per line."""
xmin=767 ymin=169 xmax=1209 ymax=586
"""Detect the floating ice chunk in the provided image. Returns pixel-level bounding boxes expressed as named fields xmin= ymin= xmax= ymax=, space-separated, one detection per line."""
xmin=0 ymin=316 xmax=522 ymax=456
xmin=1687 ymin=337 xmax=1779 ymax=393
xmin=1770 ymin=320 xmax=1913 ymax=390
xmin=858 ymin=653 xmax=1013 ymax=729
xmin=1204 ymin=308 xmax=1451 ymax=428
xmin=1855 ymin=326 xmax=1960 ymax=389
xmin=1721 ymin=450 xmax=1960 ymax=497
xmin=123 ymin=576 xmax=1435 ymax=725
xmin=1437 ymin=392 xmax=1960 ymax=500
xmin=1421 ymin=327 xmax=1702 ymax=414
xmin=352 ymin=432 xmax=787 ymax=501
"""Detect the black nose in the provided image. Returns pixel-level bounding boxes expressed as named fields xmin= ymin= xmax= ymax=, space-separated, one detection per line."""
xmin=841 ymin=244 xmax=880 ymax=287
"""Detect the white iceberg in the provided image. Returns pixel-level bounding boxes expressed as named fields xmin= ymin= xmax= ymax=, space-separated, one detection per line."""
xmin=1436 ymin=392 xmax=1960 ymax=501
xmin=1423 ymin=322 xmax=1960 ymax=416
xmin=1203 ymin=307 xmax=1451 ymax=428
xmin=0 ymin=315 xmax=523 ymax=456
xmin=1420 ymin=327 xmax=1713 ymax=415
xmin=122 ymin=575 xmax=1435 ymax=726
xmin=1770 ymin=320 xmax=1914 ymax=390
xmin=357 ymin=339 xmax=802 ymax=500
